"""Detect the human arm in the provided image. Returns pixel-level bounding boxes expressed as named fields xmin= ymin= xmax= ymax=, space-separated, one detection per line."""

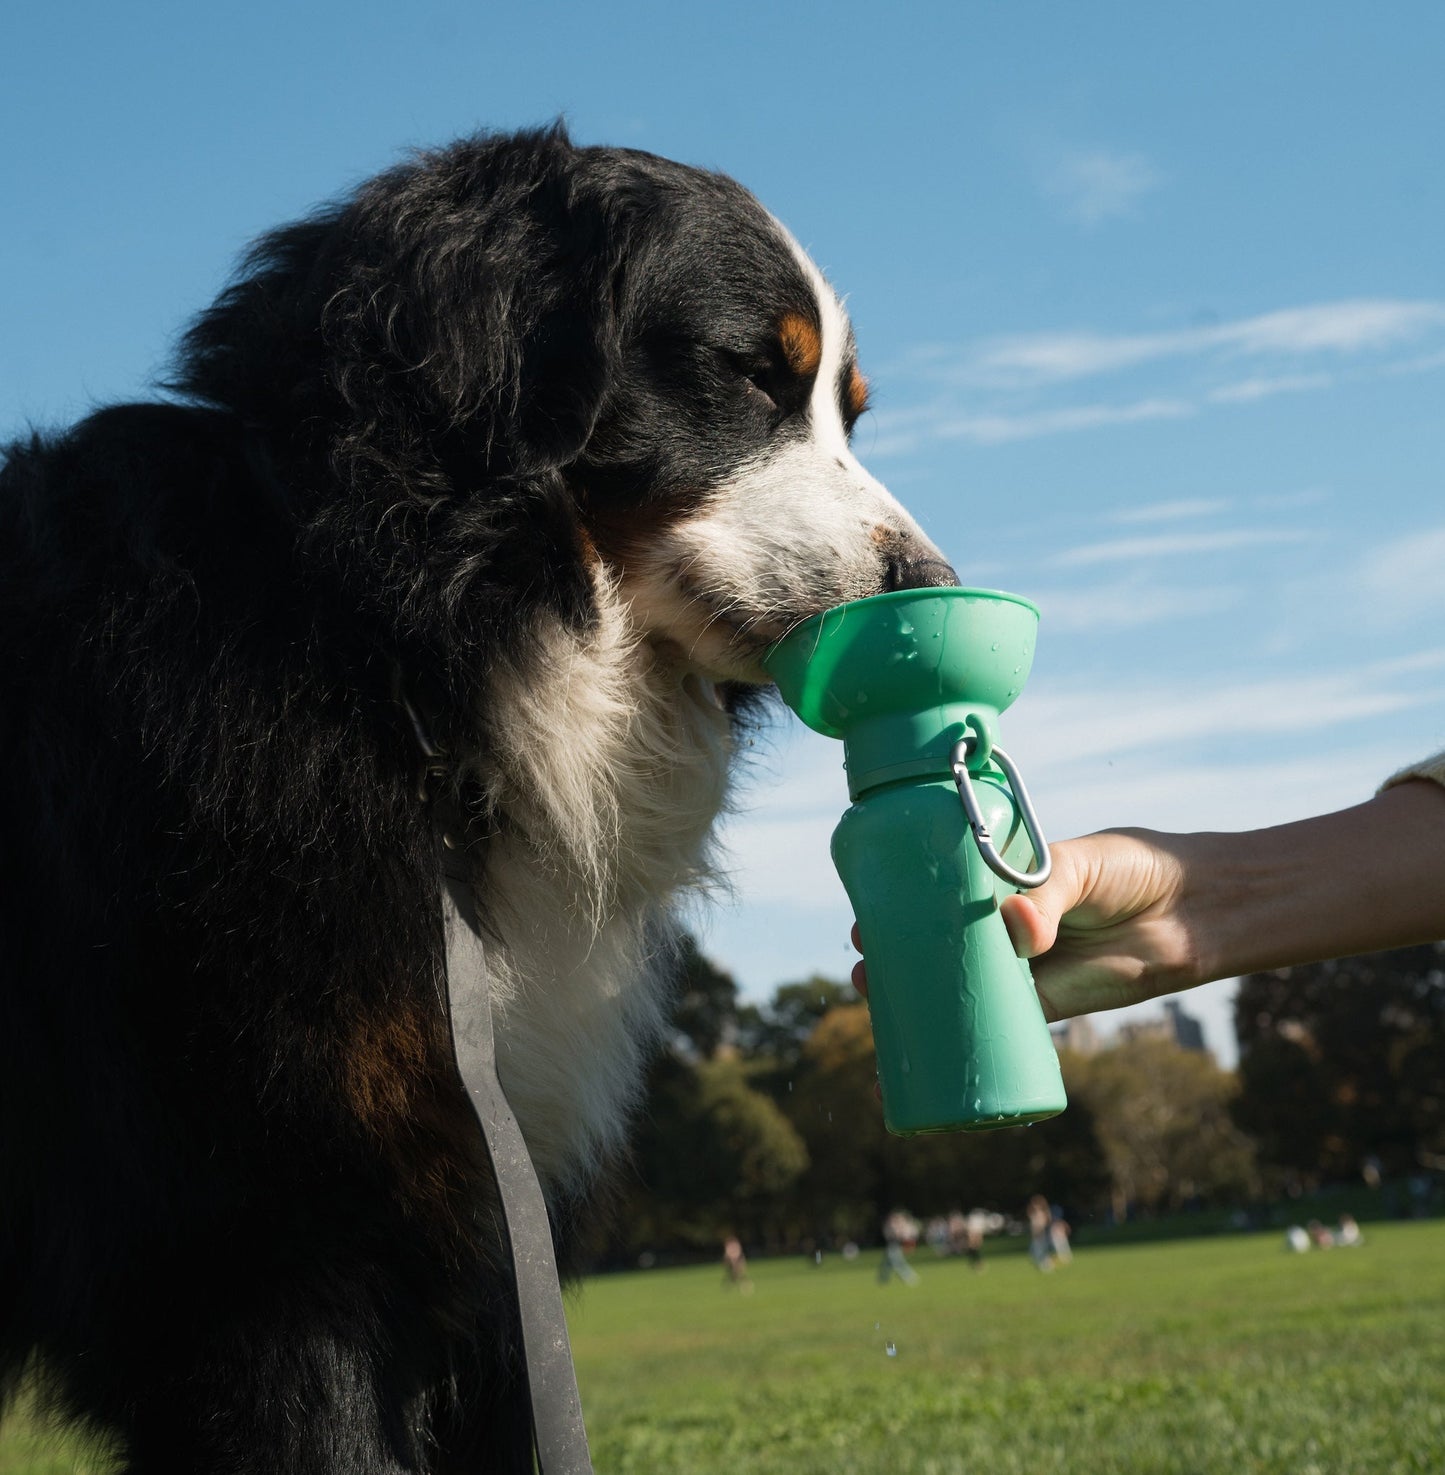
xmin=850 ymin=774 xmax=1445 ymax=1023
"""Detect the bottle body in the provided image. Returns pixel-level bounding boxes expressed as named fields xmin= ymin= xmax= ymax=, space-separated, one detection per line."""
xmin=832 ymin=768 xmax=1067 ymax=1136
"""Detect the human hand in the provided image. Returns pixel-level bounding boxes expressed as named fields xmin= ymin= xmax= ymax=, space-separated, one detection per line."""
xmin=995 ymin=829 xmax=1206 ymax=1021
xmin=852 ymin=829 xmax=1217 ymax=1022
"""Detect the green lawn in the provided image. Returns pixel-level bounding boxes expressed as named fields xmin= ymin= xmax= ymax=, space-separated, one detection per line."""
xmin=568 ymin=1222 xmax=1445 ymax=1475
xmin=5 ymin=1223 xmax=1443 ymax=1474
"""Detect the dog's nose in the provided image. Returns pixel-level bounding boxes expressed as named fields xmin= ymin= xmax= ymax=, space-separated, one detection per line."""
xmin=882 ymin=551 xmax=961 ymax=592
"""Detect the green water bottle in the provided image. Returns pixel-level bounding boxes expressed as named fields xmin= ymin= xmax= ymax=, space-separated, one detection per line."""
xmin=765 ymin=587 xmax=1066 ymax=1136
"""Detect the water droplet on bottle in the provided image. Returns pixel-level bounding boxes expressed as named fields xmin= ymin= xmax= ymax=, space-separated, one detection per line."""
xmin=885 ymin=1342 xmax=897 ymax=1357
xmin=990 ymin=641 xmax=1000 ymax=652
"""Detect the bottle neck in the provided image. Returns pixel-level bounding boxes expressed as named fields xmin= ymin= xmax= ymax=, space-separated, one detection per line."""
xmin=842 ymin=704 xmax=1000 ymax=801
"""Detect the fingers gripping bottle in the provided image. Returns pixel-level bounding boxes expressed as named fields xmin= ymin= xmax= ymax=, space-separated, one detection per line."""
xmin=765 ymin=588 xmax=1066 ymax=1135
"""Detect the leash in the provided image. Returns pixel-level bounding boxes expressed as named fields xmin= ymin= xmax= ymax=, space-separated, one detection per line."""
xmin=404 ymin=691 xmax=595 ymax=1475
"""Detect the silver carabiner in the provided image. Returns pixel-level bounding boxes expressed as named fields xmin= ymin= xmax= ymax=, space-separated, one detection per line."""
xmin=950 ymin=736 xmax=1053 ymax=890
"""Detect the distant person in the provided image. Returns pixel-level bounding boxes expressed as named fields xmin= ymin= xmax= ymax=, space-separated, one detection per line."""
xmin=1026 ymin=1195 xmax=1055 ymax=1271
xmin=851 ymin=765 xmax=1445 ymax=1026
xmin=1285 ymin=1225 xmax=1311 ymax=1254
xmin=877 ymin=1208 xmax=921 ymax=1286
xmin=1049 ymin=1207 xmax=1073 ymax=1265
xmin=722 ymin=1234 xmax=752 ymax=1293
xmin=925 ymin=1214 xmax=952 ymax=1257
xmin=1335 ymin=1213 xmax=1364 ymax=1247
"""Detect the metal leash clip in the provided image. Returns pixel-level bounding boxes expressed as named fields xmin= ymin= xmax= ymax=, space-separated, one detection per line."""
xmin=949 ymin=735 xmax=1053 ymax=890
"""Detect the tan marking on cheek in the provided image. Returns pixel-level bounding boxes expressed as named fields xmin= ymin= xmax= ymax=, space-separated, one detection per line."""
xmin=575 ymin=523 xmax=602 ymax=568
xmin=778 ymin=311 xmax=823 ymax=379
xmin=580 ymin=485 xmax=710 ymax=576
xmin=846 ymin=364 xmax=871 ymax=420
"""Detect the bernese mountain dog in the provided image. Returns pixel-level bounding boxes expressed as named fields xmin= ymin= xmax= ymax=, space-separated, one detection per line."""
xmin=0 ymin=124 xmax=957 ymax=1472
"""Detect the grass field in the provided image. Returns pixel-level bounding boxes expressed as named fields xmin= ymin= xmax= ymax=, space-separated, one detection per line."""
xmin=4 ymin=1222 xmax=1443 ymax=1474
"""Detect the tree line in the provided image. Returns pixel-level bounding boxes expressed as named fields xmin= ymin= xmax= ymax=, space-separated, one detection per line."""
xmin=584 ymin=938 xmax=1445 ymax=1264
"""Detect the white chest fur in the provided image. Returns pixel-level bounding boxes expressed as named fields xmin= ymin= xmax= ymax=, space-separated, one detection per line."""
xmin=470 ymin=589 xmax=733 ymax=1198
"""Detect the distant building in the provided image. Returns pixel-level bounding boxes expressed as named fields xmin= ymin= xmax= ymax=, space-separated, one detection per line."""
xmin=1164 ymin=999 xmax=1206 ymax=1052
xmin=1117 ymin=999 xmax=1209 ymax=1054
xmin=1050 ymin=1014 xmax=1100 ymax=1056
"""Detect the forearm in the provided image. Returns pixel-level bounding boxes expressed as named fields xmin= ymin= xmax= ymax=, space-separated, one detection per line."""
xmin=1188 ymin=779 xmax=1445 ymax=984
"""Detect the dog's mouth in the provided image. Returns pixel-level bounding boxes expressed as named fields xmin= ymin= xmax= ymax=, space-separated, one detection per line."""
xmin=619 ymin=556 xmax=869 ymax=686
xmin=672 ymin=574 xmax=820 ymax=682
xmin=689 ymin=589 xmax=793 ymax=654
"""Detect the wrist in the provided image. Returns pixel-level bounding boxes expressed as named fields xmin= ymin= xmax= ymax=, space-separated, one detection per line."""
xmin=1181 ymin=782 xmax=1445 ymax=983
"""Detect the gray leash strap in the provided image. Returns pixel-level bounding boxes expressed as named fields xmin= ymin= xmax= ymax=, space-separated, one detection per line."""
xmin=440 ymin=860 xmax=595 ymax=1475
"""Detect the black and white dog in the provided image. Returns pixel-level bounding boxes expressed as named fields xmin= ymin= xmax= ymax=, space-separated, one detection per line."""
xmin=0 ymin=125 xmax=956 ymax=1472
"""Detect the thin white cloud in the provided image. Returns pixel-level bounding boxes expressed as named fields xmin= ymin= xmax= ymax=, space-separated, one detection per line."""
xmin=934 ymin=397 xmax=1192 ymax=445
xmin=1032 ymin=581 xmax=1239 ymax=633
xmin=1111 ymin=497 xmax=1231 ymax=524
xmin=1044 ymin=149 xmax=1163 ymax=227
xmin=1013 ymin=662 xmax=1442 ymax=771
xmin=971 ymin=299 xmax=1445 ymax=389
xmin=866 ymin=299 xmax=1445 ymax=456
xmin=1048 ymin=528 xmax=1310 ymax=569
xmin=1356 ymin=525 xmax=1445 ymax=626
xmin=1207 ymin=372 xmax=1334 ymax=403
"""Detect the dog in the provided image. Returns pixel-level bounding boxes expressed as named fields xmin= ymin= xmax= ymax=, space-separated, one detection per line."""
xmin=0 ymin=124 xmax=957 ymax=1472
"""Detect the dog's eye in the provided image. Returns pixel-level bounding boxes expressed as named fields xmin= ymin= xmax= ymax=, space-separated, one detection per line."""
xmin=743 ymin=368 xmax=781 ymax=411
xmin=724 ymin=352 xmax=786 ymax=414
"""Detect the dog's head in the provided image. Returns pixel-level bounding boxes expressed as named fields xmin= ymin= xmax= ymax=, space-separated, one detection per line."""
xmin=566 ymin=150 xmax=959 ymax=684
xmin=179 ymin=126 xmax=957 ymax=688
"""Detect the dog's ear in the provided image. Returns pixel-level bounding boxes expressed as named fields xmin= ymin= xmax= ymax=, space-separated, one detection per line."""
xmin=334 ymin=131 xmax=623 ymax=477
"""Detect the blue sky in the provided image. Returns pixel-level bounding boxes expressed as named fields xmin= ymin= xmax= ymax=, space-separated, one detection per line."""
xmin=6 ymin=2 xmax=1444 ymax=1063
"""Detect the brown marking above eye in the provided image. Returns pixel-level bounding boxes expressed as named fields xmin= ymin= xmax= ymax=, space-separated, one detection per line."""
xmin=845 ymin=363 xmax=871 ymax=421
xmin=778 ymin=311 xmax=823 ymax=380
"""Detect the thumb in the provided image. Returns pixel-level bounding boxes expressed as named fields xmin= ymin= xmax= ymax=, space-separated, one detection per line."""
xmin=998 ymin=843 xmax=1087 ymax=959
xmin=999 ymin=892 xmax=1057 ymax=959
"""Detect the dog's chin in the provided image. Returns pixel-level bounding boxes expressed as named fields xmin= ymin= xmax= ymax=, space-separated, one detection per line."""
xmin=647 ymin=618 xmax=777 ymax=687
xmin=619 ymin=574 xmax=773 ymax=685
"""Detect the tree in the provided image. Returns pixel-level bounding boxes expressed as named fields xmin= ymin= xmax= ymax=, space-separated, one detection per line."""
xmin=621 ymin=1053 xmax=809 ymax=1252
xmin=1069 ymin=1038 xmax=1257 ymax=1213
xmin=782 ymin=1006 xmax=1111 ymax=1237
xmin=736 ymin=976 xmax=861 ymax=1072
xmin=784 ymin=1004 xmax=888 ymax=1241
xmin=667 ymin=932 xmax=741 ymax=1060
xmin=1234 ymin=943 xmax=1445 ymax=1182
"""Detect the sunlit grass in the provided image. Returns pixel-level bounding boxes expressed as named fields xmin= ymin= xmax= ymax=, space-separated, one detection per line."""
xmin=569 ymin=1221 xmax=1445 ymax=1474
xmin=5 ymin=1222 xmax=1443 ymax=1473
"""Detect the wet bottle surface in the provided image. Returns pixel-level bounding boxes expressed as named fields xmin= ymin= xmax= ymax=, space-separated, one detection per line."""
xmin=765 ymin=586 xmax=1067 ymax=1138
xmin=833 ymin=766 xmax=1066 ymax=1135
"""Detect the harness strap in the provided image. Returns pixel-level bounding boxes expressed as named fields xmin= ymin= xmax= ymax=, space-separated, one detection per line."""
xmin=404 ymin=681 xmax=593 ymax=1474
xmin=439 ymin=856 xmax=595 ymax=1475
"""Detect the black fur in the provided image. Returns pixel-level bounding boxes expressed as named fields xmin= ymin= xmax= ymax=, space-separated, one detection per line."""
xmin=0 ymin=124 xmax=817 ymax=1473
